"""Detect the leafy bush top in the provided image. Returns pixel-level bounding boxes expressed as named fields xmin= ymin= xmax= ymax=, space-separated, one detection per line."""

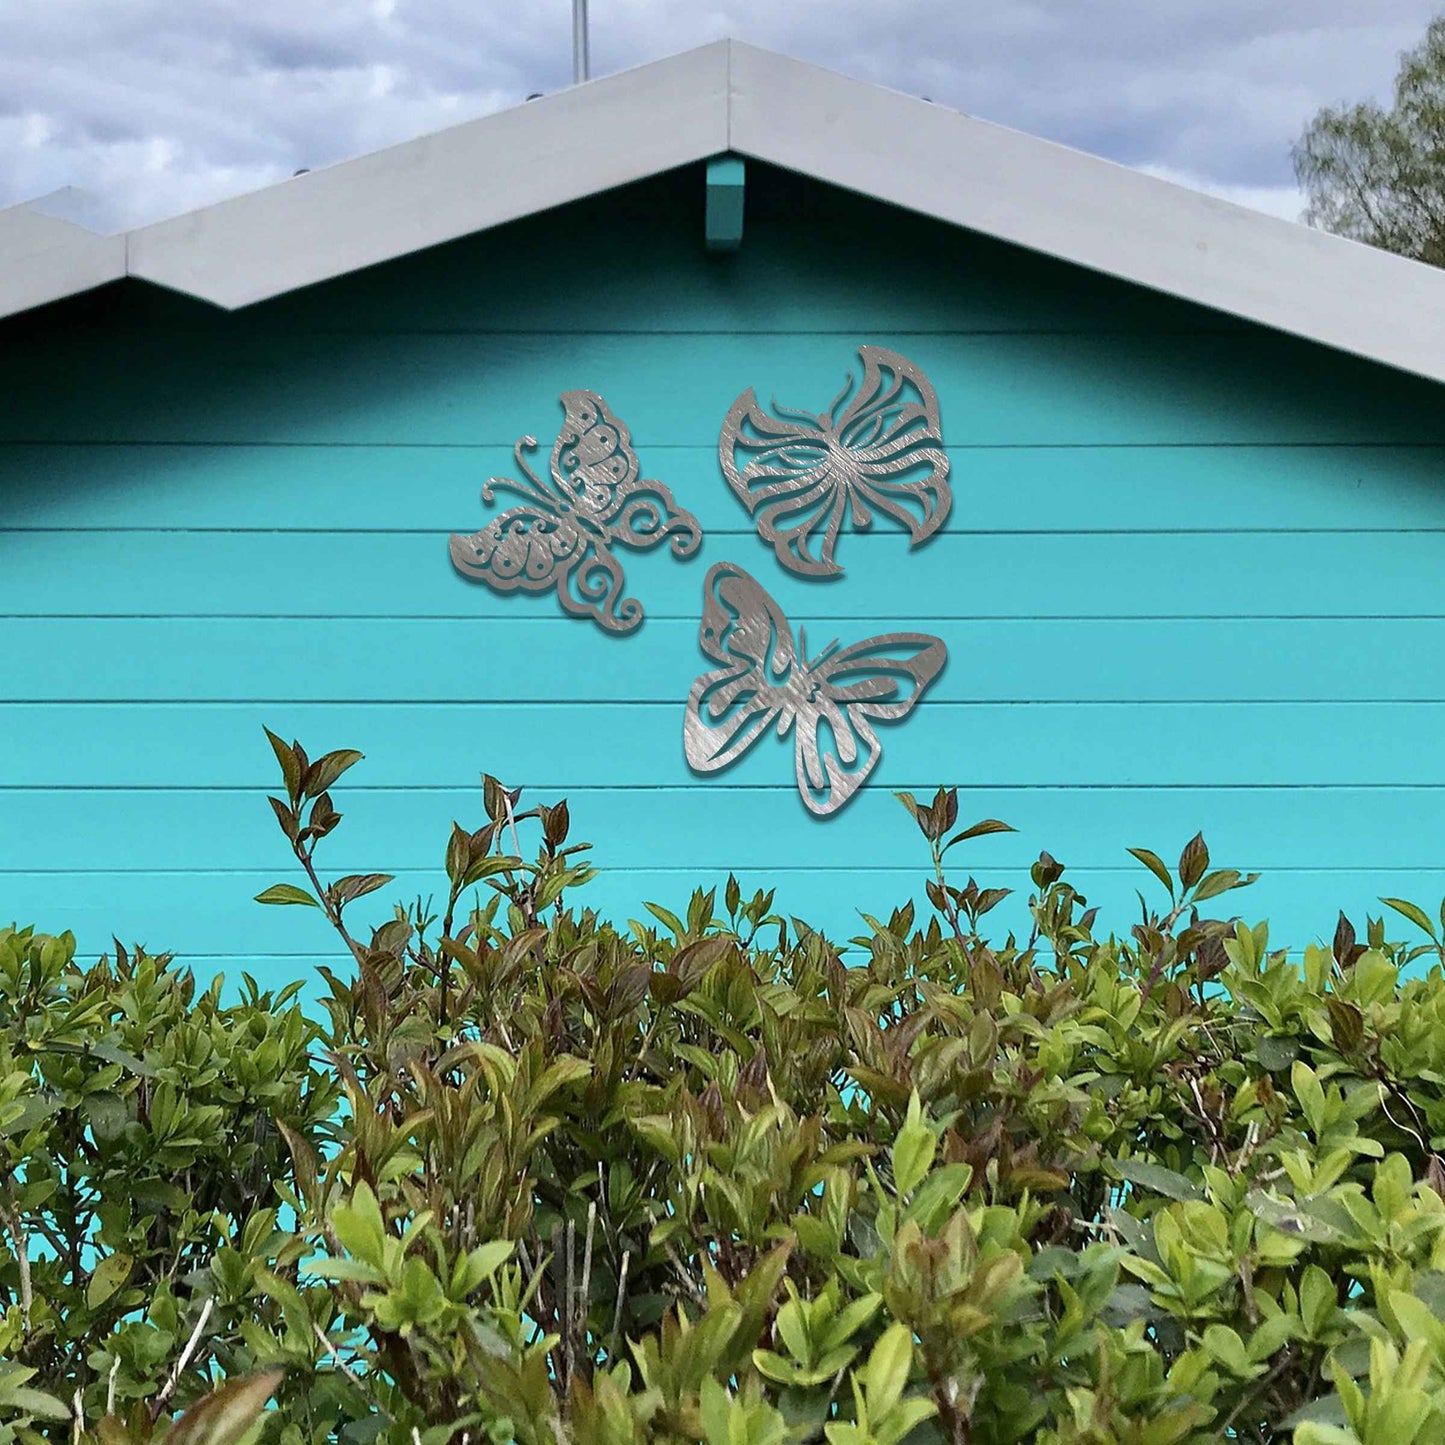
xmin=4 ymin=741 xmax=1445 ymax=1445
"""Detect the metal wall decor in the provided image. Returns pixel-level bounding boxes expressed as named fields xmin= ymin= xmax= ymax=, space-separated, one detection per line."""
xmin=717 ymin=345 xmax=951 ymax=578
xmin=683 ymin=561 xmax=947 ymax=816
xmin=450 ymin=390 xmax=702 ymax=634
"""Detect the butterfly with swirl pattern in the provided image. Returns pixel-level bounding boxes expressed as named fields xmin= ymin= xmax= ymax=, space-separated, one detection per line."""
xmin=450 ymin=390 xmax=702 ymax=634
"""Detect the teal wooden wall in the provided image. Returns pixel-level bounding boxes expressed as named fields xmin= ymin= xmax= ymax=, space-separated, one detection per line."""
xmin=4 ymin=161 xmax=1445 ymax=981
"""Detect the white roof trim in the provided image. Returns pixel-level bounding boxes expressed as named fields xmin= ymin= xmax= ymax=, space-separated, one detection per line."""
xmin=128 ymin=42 xmax=731 ymax=310
xmin=5 ymin=39 xmax=1445 ymax=386
xmin=0 ymin=199 xmax=124 ymax=320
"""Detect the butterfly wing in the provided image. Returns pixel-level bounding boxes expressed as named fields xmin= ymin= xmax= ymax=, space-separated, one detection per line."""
xmin=718 ymin=388 xmax=847 ymax=578
xmin=449 ymin=504 xmax=643 ymax=633
xmin=557 ymin=389 xmax=702 ymax=558
xmin=684 ymin=563 xmax=800 ymax=774
xmin=553 ymin=390 xmax=640 ymax=511
xmin=450 ymin=503 xmax=585 ymax=593
xmin=791 ymin=631 xmax=948 ymax=816
xmin=831 ymin=346 xmax=951 ymax=545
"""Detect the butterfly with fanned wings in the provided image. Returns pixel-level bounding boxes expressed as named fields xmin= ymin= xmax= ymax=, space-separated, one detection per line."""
xmin=683 ymin=562 xmax=947 ymax=816
xmin=718 ymin=345 xmax=952 ymax=579
xmin=449 ymin=390 xmax=702 ymax=634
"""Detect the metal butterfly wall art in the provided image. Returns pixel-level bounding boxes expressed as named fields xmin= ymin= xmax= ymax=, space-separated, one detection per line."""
xmin=450 ymin=390 xmax=702 ymax=634
xmin=718 ymin=345 xmax=951 ymax=579
xmin=683 ymin=561 xmax=948 ymax=816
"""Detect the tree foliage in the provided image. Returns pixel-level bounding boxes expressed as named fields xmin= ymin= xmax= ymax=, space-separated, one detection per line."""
xmin=7 ymin=742 xmax=1445 ymax=1442
xmin=1294 ymin=17 xmax=1445 ymax=264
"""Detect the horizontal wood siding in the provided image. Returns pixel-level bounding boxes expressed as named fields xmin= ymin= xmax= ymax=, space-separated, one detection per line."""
xmin=3 ymin=164 xmax=1444 ymax=979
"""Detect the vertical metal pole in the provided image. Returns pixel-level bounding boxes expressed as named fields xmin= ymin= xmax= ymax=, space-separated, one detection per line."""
xmin=572 ymin=0 xmax=590 ymax=83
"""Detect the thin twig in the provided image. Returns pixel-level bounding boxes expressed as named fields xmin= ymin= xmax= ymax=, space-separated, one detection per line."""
xmin=500 ymin=789 xmax=524 ymax=866
xmin=1377 ymin=1080 xmax=1429 ymax=1154
xmin=1188 ymin=1075 xmax=1225 ymax=1166
xmin=312 ymin=1323 xmax=366 ymax=1388
xmin=564 ymin=1217 xmax=576 ymax=1385
xmin=1232 ymin=1120 xmax=1261 ymax=1179
xmin=580 ymin=1202 xmax=597 ymax=1321
xmin=71 ymin=1388 xmax=83 ymax=1445
xmin=152 ymin=1297 xmax=214 ymax=1419
xmin=577 ymin=1202 xmax=597 ymax=1382
xmin=1 ymin=1208 xmax=32 ymax=1326
xmin=106 ymin=1357 xmax=120 ymax=1418
xmin=609 ymin=1251 xmax=631 ymax=1359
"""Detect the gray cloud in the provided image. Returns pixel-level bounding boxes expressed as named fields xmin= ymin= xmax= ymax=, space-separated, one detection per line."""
xmin=1 ymin=0 xmax=1439 ymax=230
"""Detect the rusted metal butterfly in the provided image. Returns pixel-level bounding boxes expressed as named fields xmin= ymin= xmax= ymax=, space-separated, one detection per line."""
xmin=450 ymin=390 xmax=702 ymax=634
xmin=683 ymin=562 xmax=947 ymax=816
xmin=718 ymin=345 xmax=951 ymax=579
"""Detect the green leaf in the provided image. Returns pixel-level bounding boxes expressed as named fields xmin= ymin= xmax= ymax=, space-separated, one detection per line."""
xmin=1291 ymin=1061 xmax=1327 ymax=1137
xmin=894 ymin=791 xmax=924 ymax=832
xmin=644 ymin=902 xmax=685 ymax=939
xmin=892 ymin=1119 xmax=936 ymax=1199
xmin=331 ymin=1182 xmax=388 ymax=1270
xmin=303 ymin=748 xmax=365 ymax=799
xmin=1201 ymin=1324 xmax=1253 ymax=1377
xmin=5 ymin=1389 xmax=70 ymax=1423
xmin=1382 ymin=897 xmax=1439 ymax=941
xmin=941 ymin=818 xmax=1015 ymax=853
xmin=462 ymin=855 xmax=522 ymax=888
xmin=863 ymin=1323 xmax=915 ymax=1419
xmin=87 ymin=1251 xmax=133 ymax=1309
xmin=468 ymin=1240 xmax=514 ymax=1278
xmin=1253 ymin=1035 xmax=1299 ymax=1072
xmin=1194 ymin=868 xmax=1256 ymax=902
xmin=1113 ymin=1159 xmax=1205 ymax=1203
xmin=0 ymin=1094 xmax=62 ymax=1136
xmin=253 ymin=884 xmax=320 ymax=908
xmin=263 ymin=728 xmax=302 ymax=804
xmin=671 ymin=936 xmax=735 ymax=990
xmin=1128 ymin=847 xmax=1174 ymax=896
xmin=1389 ymin=1289 xmax=1445 ymax=1357
xmin=1291 ymin=1426 xmax=1360 ymax=1445
xmin=531 ymin=1055 xmax=592 ymax=1106
xmin=821 ymin=1294 xmax=883 ymax=1353
xmin=628 ymin=1115 xmax=681 ymax=1163
xmin=330 ymin=873 xmax=394 ymax=905
xmin=303 ymin=1258 xmax=383 ymax=1284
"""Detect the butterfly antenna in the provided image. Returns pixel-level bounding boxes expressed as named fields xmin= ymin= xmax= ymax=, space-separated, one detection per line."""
xmin=825 ymin=373 xmax=855 ymax=420
xmin=514 ymin=439 xmax=547 ymax=488
xmin=769 ymin=398 xmax=827 ymax=426
xmin=802 ymin=631 xmax=842 ymax=668
xmin=487 ymin=436 xmax=558 ymax=507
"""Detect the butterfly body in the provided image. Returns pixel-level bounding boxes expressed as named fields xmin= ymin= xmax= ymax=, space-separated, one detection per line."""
xmin=684 ymin=562 xmax=947 ymax=816
xmin=451 ymin=390 xmax=701 ymax=634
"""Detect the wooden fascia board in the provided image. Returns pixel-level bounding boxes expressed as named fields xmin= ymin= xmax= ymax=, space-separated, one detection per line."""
xmin=0 ymin=206 xmax=125 ymax=322
xmin=125 ymin=41 xmax=732 ymax=310
xmin=727 ymin=42 xmax=1445 ymax=385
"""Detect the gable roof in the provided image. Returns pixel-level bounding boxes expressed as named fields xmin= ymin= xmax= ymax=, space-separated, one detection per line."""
xmin=7 ymin=39 xmax=1445 ymax=386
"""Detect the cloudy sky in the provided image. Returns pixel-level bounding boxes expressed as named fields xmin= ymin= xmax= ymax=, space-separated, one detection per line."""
xmin=1 ymin=1 xmax=1439 ymax=232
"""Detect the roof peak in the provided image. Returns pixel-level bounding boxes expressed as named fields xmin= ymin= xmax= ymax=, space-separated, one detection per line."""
xmin=6 ymin=38 xmax=1445 ymax=385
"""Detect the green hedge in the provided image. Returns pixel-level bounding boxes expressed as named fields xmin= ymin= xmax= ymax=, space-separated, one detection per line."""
xmin=4 ymin=741 xmax=1445 ymax=1445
